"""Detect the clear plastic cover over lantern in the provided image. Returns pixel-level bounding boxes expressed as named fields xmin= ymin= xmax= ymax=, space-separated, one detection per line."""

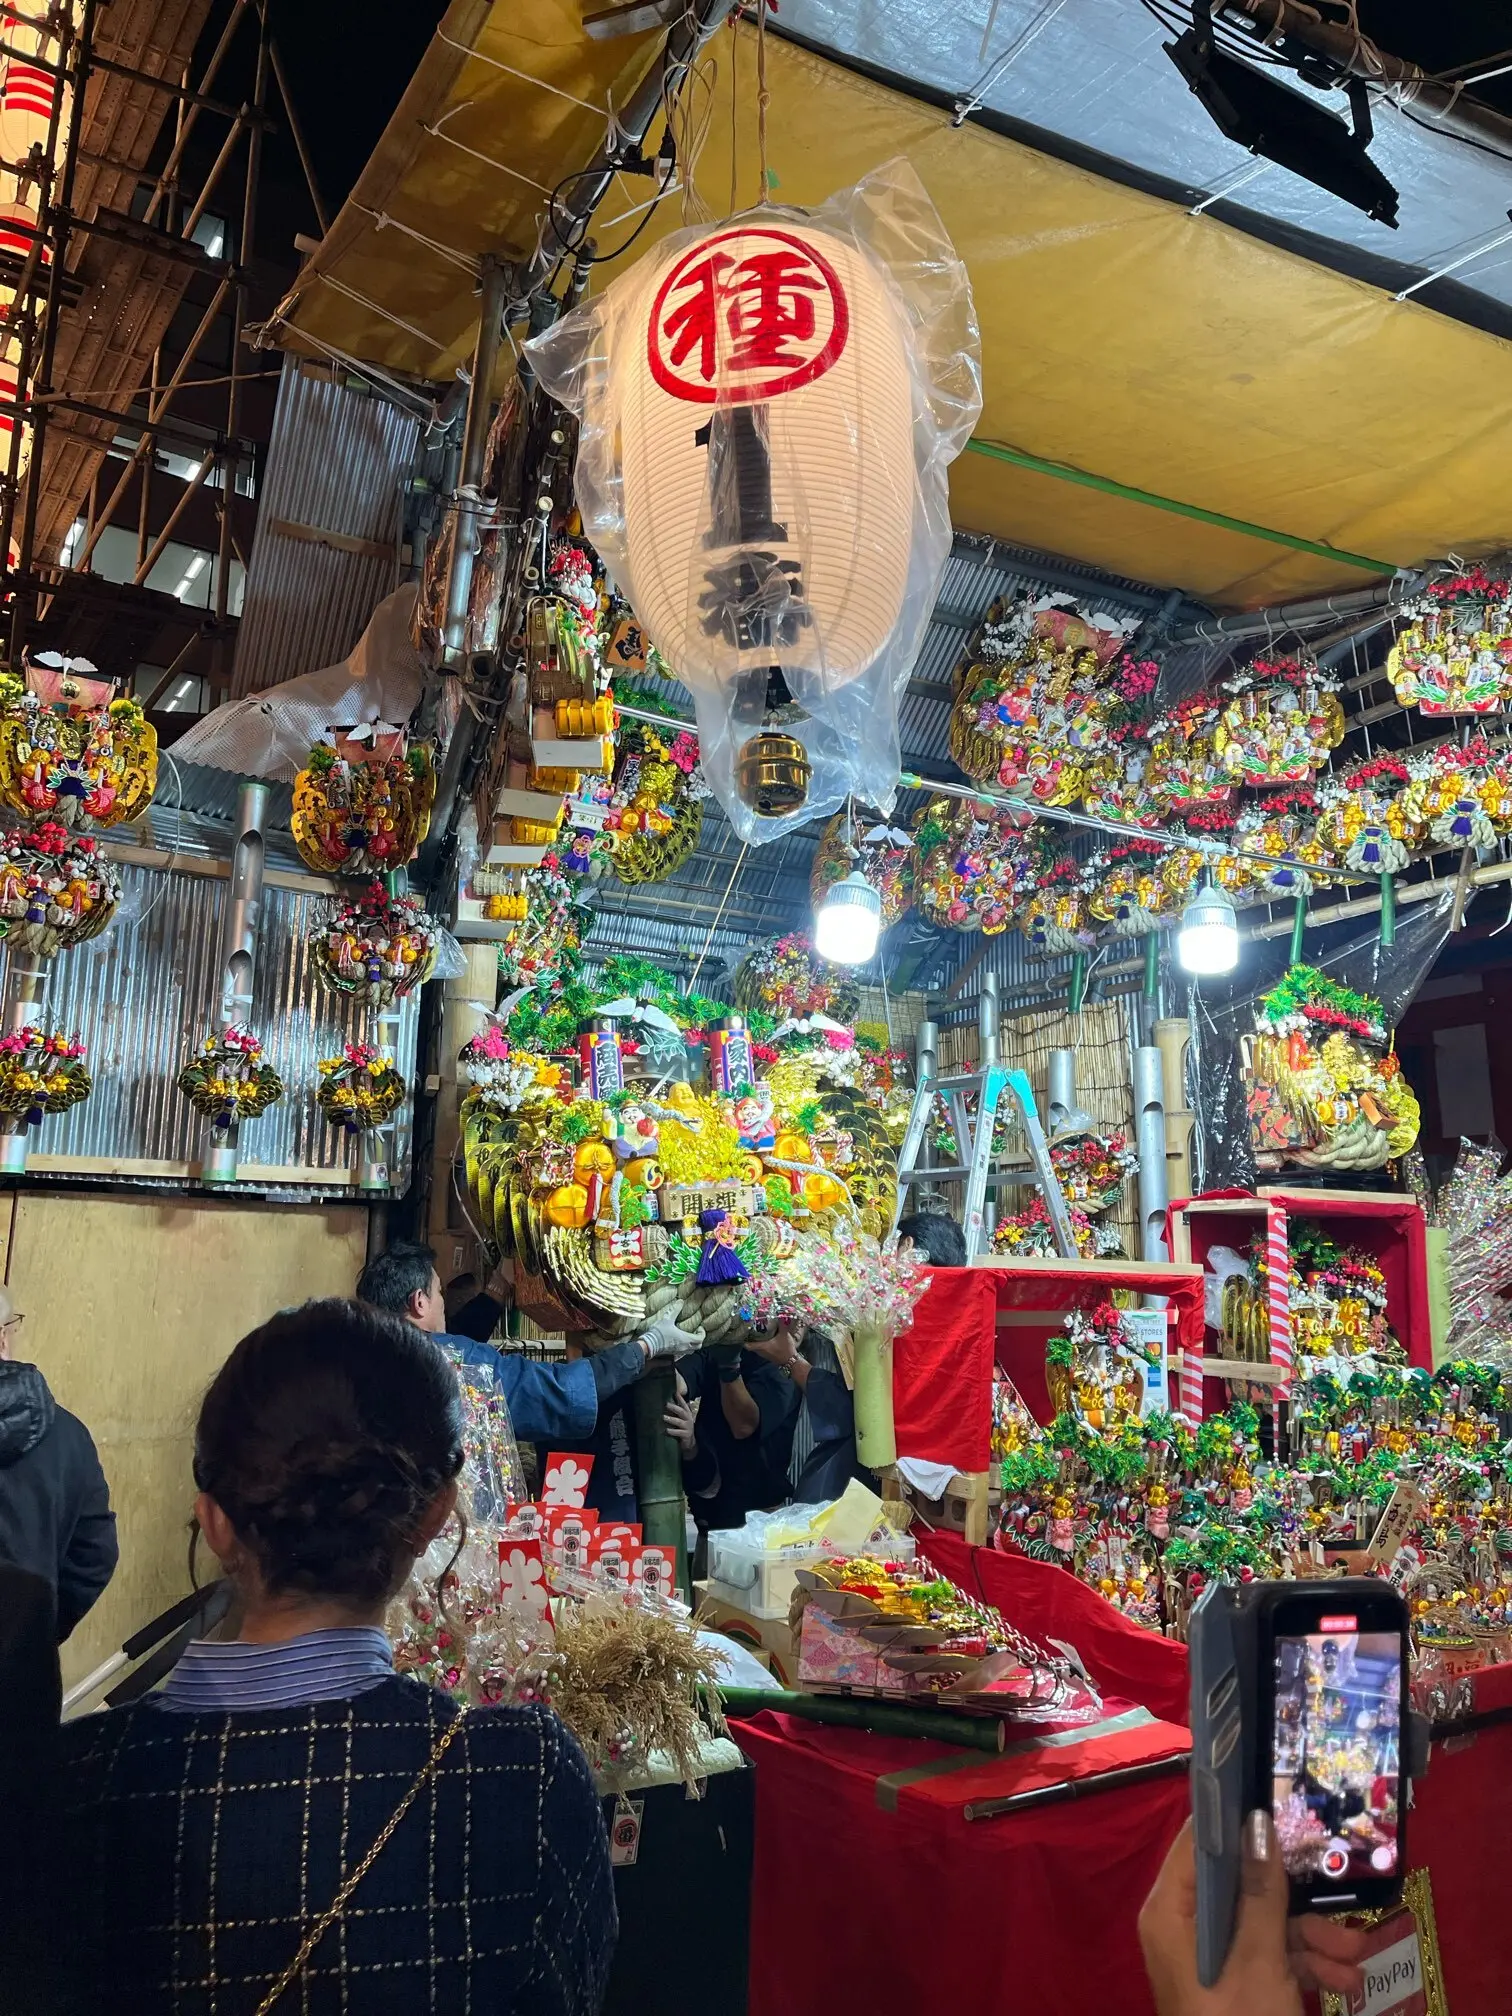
xmin=524 ymin=158 xmax=982 ymax=843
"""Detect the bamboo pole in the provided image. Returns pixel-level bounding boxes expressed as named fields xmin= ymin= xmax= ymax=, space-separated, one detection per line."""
xmin=719 ymin=1685 xmax=1007 ymax=1752
xmin=633 ymin=1364 xmax=688 ymax=1601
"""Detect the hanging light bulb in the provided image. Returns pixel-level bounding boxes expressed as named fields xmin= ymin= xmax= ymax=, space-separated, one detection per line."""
xmin=815 ymin=869 xmax=882 ymax=965
xmin=1178 ymin=874 xmax=1239 ymax=977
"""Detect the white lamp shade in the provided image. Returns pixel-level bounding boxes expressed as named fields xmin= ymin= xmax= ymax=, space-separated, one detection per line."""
xmin=612 ymin=214 xmax=914 ymax=693
xmin=1177 ymin=883 xmax=1239 ymax=976
xmin=814 ymin=870 xmax=882 ymax=965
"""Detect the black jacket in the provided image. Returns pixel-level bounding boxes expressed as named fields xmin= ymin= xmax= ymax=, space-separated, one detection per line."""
xmin=54 ymin=1681 xmax=616 ymax=2016
xmin=0 ymin=1360 xmax=117 ymax=1641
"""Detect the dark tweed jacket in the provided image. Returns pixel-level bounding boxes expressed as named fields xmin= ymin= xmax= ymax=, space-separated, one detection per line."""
xmin=53 ymin=1676 xmax=617 ymax=2015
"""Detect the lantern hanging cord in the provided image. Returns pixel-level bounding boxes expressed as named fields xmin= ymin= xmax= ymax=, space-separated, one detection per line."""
xmin=754 ymin=0 xmax=772 ymax=206
xmin=688 ymin=842 xmax=749 ymax=993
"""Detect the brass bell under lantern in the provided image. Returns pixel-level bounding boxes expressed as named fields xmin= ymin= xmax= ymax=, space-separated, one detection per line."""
xmin=735 ymin=732 xmax=812 ymax=817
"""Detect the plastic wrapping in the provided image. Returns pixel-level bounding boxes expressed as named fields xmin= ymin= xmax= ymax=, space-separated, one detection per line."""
xmin=526 ymin=159 xmax=982 ymax=842
xmin=1190 ymin=891 xmax=1453 ymax=1193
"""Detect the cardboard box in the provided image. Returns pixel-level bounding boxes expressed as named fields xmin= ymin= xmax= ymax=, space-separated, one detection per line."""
xmin=695 ymin=1585 xmax=798 ymax=1688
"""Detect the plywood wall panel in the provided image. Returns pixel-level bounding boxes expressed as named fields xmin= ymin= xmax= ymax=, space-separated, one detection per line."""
xmin=8 ymin=1194 xmax=371 ymax=1690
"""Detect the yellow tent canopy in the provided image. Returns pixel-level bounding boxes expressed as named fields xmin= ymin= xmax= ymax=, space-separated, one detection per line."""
xmin=273 ymin=1 xmax=1512 ymax=609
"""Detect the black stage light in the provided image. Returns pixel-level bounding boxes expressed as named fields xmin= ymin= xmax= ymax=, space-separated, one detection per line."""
xmin=1166 ymin=8 xmax=1400 ymax=226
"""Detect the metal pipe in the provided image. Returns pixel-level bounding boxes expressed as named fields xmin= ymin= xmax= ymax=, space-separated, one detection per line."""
xmin=217 ymin=15 xmax=267 ymax=629
xmin=204 ymin=781 xmax=268 ymax=1184
xmin=1046 ymin=1051 xmax=1076 ymax=1136
xmin=72 ymin=275 xmax=233 ymax=575
xmin=9 ymin=0 xmax=94 ymax=655
xmin=514 ymin=0 xmax=737 ymax=303
xmin=1220 ymin=0 xmax=1512 ymax=162
xmin=1134 ymin=1046 xmax=1169 ymax=1262
xmin=268 ymin=33 xmax=328 ymax=234
xmin=977 ymin=971 xmax=999 ymax=1237
xmin=142 ymin=0 xmax=251 ymax=227
xmin=1165 ymin=579 xmax=1404 ymax=648
xmin=136 ymin=350 xmax=156 ymax=573
xmin=182 ymin=109 xmax=246 ymax=242
xmin=438 ymin=253 xmax=510 ymax=670
xmin=134 ymin=444 xmax=214 ymax=584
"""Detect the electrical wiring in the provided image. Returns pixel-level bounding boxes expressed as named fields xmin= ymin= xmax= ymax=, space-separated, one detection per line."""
xmin=1389 ymin=95 xmax=1512 ymax=166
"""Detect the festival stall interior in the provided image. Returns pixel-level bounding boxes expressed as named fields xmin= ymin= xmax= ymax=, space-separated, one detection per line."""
xmin=8 ymin=0 xmax=1512 ymax=2009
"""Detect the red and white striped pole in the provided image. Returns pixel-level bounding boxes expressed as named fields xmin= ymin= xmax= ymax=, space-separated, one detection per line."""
xmin=1266 ymin=1205 xmax=1292 ymax=1402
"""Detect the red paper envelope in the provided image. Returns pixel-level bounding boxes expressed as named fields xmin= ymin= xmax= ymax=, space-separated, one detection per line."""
xmin=634 ymin=1544 xmax=679 ymax=1603
xmin=590 ymin=1535 xmax=643 ymax=1594
xmin=496 ymin=1538 xmax=554 ymax=1635
xmin=542 ymin=1505 xmax=599 ymax=1579
xmin=502 ymin=1501 xmax=547 ymax=1542
xmin=542 ymin=1452 xmax=595 ymax=1508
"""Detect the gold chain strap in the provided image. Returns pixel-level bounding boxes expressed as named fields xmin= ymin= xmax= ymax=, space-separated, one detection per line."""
xmin=252 ymin=1713 xmax=466 ymax=2016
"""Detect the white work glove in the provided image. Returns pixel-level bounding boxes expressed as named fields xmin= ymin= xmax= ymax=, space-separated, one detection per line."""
xmin=640 ymin=1314 xmax=702 ymax=1361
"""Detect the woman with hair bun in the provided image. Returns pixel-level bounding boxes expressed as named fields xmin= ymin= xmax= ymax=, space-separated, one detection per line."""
xmin=52 ymin=1299 xmax=616 ymax=2015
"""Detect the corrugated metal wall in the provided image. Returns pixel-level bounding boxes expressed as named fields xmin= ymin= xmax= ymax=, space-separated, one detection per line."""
xmin=231 ymin=361 xmax=421 ymax=698
xmin=14 ymin=862 xmax=418 ymax=1189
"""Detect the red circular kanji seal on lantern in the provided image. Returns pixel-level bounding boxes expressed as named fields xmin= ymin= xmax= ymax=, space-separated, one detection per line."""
xmin=646 ymin=225 xmax=850 ymax=405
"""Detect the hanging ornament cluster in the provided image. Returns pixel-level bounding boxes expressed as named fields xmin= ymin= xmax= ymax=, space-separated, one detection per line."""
xmin=311 ymin=881 xmax=441 ymax=1008
xmin=733 ymin=933 xmax=861 ymax=1025
xmin=1084 ymin=838 xmax=1169 ymax=938
xmin=1212 ymin=658 xmax=1344 ymax=786
xmin=524 ymin=159 xmax=982 ymax=842
xmin=809 ymin=805 xmax=913 ymax=928
xmin=911 ymin=794 xmax=1032 ymax=934
xmin=1233 ymin=789 xmax=1324 ymax=901
xmin=493 ymin=857 xmax=592 ymax=992
xmin=1402 ymin=738 xmax=1512 ymax=849
xmin=176 ymin=1027 xmax=284 ymax=1130
xmin=1387 ymin=569 xmax=1512 ymax=716
xmin=559 ymin=717 xmax=705 ymax=887
xmin=1048 ymin=1130 xmax=1138 ymax=1213
xmin=315 ymin=1043 xmax=408 ymax=1132
xmin=0 ymin=821 xmax=120 ymax=955
xmin=1314 ymin=757 xmax=1422 ymax=875
xmin=291 ymin=730 xmax=437 ymax=876
xmin=0 ymin=658 xmax=156 ymax=829
xmin=458 ymin=996 xmax=923 ymax=1339
xmin=0 ymin=1026 xmax=90 ymax=1125
xmin=949 ymin=596 xmax=1147 ymax=801
xmin=1243 ymin=965 xmax=1420 ymax=1174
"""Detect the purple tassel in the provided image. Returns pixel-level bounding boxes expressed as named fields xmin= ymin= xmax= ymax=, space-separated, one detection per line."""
xmin=695 ymin=1207 xmax=749 ymax=1285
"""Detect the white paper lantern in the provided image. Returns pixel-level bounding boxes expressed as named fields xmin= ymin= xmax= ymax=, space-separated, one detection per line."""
xmin=612 ymin=217 xmax=913 ymax=693
xmin=527 ymin=164 xmax=982 ymax=842
xmin=0 ymin=26 xmax=67 ymax=166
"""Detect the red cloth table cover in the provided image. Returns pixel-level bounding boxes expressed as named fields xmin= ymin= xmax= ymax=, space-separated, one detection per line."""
xmin=733 ymin=1708 xmax=1189 ymax=2016
xmin=890 ymin=1267 xmax=998 ymax=1473
xmin=735 ymin=1539 xmax=1511 ymax=2016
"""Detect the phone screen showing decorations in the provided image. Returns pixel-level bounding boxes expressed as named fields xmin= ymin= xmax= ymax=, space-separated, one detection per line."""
xmin=1270 ymin=1610 xmax=1405 ymax=1905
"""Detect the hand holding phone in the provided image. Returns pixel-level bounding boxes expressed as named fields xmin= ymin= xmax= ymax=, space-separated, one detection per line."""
xmin=1140 ymin=1815 xmax=1368 ymax=2016
xmin=1189 ymin=1578 xmax=1410 ymax=1988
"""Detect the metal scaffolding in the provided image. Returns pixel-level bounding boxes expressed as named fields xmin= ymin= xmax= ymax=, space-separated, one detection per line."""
xmin=0 ymin=0 xmax=323 ymax=684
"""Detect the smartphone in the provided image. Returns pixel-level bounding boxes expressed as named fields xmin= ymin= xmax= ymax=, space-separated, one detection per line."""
xmin=1190 ymin=1577 xmax=1409 ymax=1987
xmin=1260 ymin=1580 xmax=1408 ymax=1914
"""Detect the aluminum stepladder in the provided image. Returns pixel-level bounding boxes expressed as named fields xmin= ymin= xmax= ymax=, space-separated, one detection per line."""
xmin=891 ymin=970 xmax=1081 ymax=1260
